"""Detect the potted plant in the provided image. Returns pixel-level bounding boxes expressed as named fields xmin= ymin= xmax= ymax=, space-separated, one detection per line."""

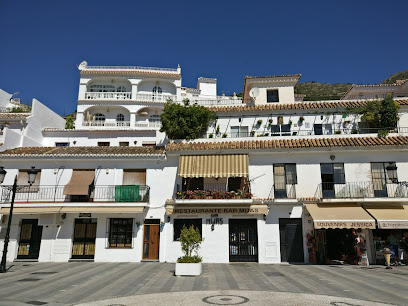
xmin=250 ymin=131 xmax=255 ymax=137
xmin=216 ymin=125 xmax=220 ymax=134
xmin=268 ymin=118 xmax=273 ymax=124
xmin=222 ymin=133 xmax=227 ymax=138
xmin=289 ymin=120 xmax=293 ymax=126
xmin=209 ymin=133 xmax=214 ymax=138
xmin=160 ymin=221 xmax=165 ymax=230
xmin=257 ymin=119 xmax=263 ymax=126
xmin=175 ymin=225 xmax=203 ymax=276
xmin=298 ymin=116 xmax=304 ymax=125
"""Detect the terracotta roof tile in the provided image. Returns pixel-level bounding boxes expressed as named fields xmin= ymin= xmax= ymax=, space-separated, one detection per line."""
xmin=245 ymin=74 xmax=302 ymax=79
xmin=208 ymin=99 xmax=408 ymax=113
xmin=166 ymin=136 xmax=408 ymax=152
xmin=0 ymin=146 xmax=165 ymax=158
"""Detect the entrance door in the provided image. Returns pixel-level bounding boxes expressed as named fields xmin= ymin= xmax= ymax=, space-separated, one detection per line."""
xmin=17 ymin=219 xmax=43 ymax=259
xmin=142 ymin=221 xmax=160 ymax=260
xmin=279 ymin=218 xmax=304 ymax=262
xmin=229 ymin=219 xmax=258 ymax=262
xmin=71 ymin=218 xmax=97 ymax=259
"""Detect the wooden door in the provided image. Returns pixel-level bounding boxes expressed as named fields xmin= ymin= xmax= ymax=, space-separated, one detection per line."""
xmin=17 ymin=219 xmax=43 ymax=259
xmin=72 ymin=218 xmax=97 ymax=259
xmin=279 ymin=218 xmax=304 ymax=263
xmin=142 ymin=224 xmax=160 ymax=260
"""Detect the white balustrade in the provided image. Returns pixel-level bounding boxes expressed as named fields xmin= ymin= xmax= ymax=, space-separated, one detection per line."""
xmin=85 ymin=92 xmax=132 ymax=100
xmin=134 ymin=94 xmax=177 ymax=102
xmin=82 ymin=121 xmax=131 ymax=128
xmin=134 ymin=121 xmax=162 ymax=129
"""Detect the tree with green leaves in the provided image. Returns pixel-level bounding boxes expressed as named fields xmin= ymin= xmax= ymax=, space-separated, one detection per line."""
xmin=160 ymin=101 xmax=216 ymax=140
xmin=177 ymin=224 xmax=203 ymax=263
xmin=64 ymin=113 xmax=76 ymax=129
xmin=355 ymin=94 xmax=400 ymax=137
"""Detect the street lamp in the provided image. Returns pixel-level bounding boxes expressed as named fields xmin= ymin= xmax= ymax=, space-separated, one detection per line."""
xmin=0 ymin=166 xmax=38 ymax=273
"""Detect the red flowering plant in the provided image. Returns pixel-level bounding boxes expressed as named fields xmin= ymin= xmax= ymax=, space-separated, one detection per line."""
xmin=177 ymin=189 xmax=253 ymax=199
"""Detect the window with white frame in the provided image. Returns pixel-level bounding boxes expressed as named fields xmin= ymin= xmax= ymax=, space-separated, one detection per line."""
xmin=117 ymin=114 xmax=125 ymax=121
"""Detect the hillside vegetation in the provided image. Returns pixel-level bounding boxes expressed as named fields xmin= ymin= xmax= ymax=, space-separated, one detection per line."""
xmin=295 ymin=69 xmax=408 ymax=100
xmin=382 ymin=70 xmax=408 ymax=84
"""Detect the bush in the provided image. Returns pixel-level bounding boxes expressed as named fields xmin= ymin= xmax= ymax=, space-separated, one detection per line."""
xmin=160 ymin=102 xmax=216 ymax=140
xmin=177 ymin=255 xmax=202 ymax=263
xmin=177 ymin=225 xmax=203 ymax=263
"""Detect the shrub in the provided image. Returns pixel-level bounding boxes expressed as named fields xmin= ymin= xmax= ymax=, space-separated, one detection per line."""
xmin=177 ymin=225 xmax=203 ymax=263
xmin=257 ymin=119 xmax=263 ymax=125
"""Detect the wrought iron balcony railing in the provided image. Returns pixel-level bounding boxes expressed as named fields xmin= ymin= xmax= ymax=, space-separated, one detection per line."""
xmin=314 ymin=182 xmax=408 ymax=199
xmin=0 ymin=185 xmax=150 ymax=203
xmin=271 ymin=183 xmax=297 ymax=199
xmin=175 ymin=182 xmax=252 ymax=200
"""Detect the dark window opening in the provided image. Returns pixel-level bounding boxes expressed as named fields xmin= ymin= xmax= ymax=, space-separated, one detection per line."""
xmin=98 ymin=142 xmax=110 ymax=147
xmin=267 ymin=90 xmax=279 ymax=103
xmin=182 ymin=177 xmax=204 ymax=191
xmin=109 ymin=218 xmax=133 ymax=248
xmin=320 ymin=163 xmax=345 ymax=198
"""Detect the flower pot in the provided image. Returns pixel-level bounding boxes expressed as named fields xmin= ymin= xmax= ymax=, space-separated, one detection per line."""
xmin=175 ymin=262 xmax=202 ymax=276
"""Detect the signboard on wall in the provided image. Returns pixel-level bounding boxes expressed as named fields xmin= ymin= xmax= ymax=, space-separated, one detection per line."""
xmin=165 ymin=205 xmax=268 ymax=215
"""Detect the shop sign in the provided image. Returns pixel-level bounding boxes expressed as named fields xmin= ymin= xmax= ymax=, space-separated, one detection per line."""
xmin=171 ymin=207 xmax=263 ymax=215
xmin=314 ymin=221 xmax=375 ymax=229
xmin=378 ymin=221 xmax=408 ymax=229
xmin=206 ymin=214 xmax=223 ymax=225
xmin=79 ymin=213 xmax=92 ymax=218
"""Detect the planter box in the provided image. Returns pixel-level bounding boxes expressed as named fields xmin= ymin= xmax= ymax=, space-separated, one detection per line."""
xmin=175 ymin=262 xmax=202 ymax=276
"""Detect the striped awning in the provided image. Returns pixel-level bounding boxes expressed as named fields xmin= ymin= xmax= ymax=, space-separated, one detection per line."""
xmin=178 ymin=154 xmax=249 ymax=178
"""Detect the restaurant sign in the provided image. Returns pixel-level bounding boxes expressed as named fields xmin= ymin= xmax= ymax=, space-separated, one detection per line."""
xmin=166 ymin=205 xmax=267 ymax=215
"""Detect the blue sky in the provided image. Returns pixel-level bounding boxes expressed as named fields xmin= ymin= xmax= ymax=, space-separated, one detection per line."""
xmin=0 ymin=0 xmax=407 ymax=115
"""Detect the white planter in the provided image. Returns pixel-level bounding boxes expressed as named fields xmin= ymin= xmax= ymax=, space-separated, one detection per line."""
xmin=175 ymin=262 xmax=202 ymax=276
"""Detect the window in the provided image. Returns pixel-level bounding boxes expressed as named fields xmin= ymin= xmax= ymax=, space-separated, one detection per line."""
xmin=182 ymin=177 xmax=204 ymax=191
xmin=90 ymin=85 xmax=115 ymax=92
xmin=17 ymin=169 xmax=41 ymax=192
xmin=274 ymin=164 xmax=297 ymax=198
xmin=231 ymin=126 xmax=249 ymax=138
xmin=109 ymin=218 xmax=133 ymax=248
xmin=320 ymin=163 xmax=345 ymax=198
xmin=94 ymin=113 xmax=105 ymax=121
xmin=267 ymin=90 xmax=279 ymax=103
xmin=228 ymin=177 xmax=243 ymax=192
xmin=371 ymin=162 xmax=398 ymax=197
xmin=119 ymin=142 xmax=129 ymax=147
xmin=173 ymin=219 xmax=202 ymax=241
xmin=55 ymin=142 xmax=69 ymax=147
xmin=314 ymin=124 xmax=323 ymax=135
xmin=117 ymin=114 xmax=125 ymax=121
xmin=271 ymin=124 xmax=291 ymax=136
xmin=98 ymin=142 xmax=110 ymax=147
xmin=123 ymin=169 xmax=146 ymax=185
xmin=116 ymin=86 xmax=127 ymax=92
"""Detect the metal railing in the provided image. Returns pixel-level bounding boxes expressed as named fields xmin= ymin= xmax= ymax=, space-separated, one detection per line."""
xmin=272 ymin=184 xmax=297 ymax=199
xmin=175 ymin=182 xmax=252 ymax=199
xmin=0 ymin=185 xmax=150 ymax=203
xmin=314 ymin=182 xmax=408 ymax=199
xmin=205 ymin=127 xmax=408 ymax=139
xmin=85 ymin=92 xmax=132 ymax=100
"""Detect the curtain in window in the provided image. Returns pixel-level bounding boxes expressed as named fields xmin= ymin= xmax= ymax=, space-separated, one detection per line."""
xmin=285 ymin=164 xmax=297 ymax=184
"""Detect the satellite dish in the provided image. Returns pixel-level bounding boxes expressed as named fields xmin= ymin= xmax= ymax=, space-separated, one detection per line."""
xmin=249 ymin=88 xmax=259 ymax=99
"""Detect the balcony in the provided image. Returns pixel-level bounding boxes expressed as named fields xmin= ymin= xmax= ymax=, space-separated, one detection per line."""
xmin=271 ymin=184 xmax=296 ymax=199
xmin=205 ymin=127 xmax=408 ymax=139
xmin=0 ymin=185 xmax=150 ymax=203
xmin=82 ymin=121 xmax=131 ymax=128
xmin=134 ymin=121 xmax=161 ymax=129
xmin=175 ymin=182 xmax=252 ymax=200
xmin=315 ymin=182 xmax=408 ymax=200
xmin=85 ymin=92 xmax=132 ymax=100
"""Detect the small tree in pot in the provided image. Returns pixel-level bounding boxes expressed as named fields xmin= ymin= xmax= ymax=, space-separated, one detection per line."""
xmin=175 ymin=225 xmax=203 ymax=276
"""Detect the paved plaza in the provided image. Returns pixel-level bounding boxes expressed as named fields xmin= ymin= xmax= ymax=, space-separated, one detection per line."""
xmin=0 ymin=262 xmax=406 ymax=305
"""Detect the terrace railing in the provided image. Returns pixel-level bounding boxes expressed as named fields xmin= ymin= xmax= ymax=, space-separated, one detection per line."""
xmin=0 ymin=185 xmax=150 ymax=203
xmin=314 ymin=182 xmax=408 ymax=200
xmin=84 ymin=92 xmax=132 ymax=100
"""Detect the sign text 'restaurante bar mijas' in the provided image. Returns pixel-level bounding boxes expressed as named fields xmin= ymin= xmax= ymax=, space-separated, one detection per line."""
xmin=168 ymin=207 xmax=267 ymax=215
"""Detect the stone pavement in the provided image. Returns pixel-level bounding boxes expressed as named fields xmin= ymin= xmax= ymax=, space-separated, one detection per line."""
xmin=0 ymin=262 xmax=406 ymax=306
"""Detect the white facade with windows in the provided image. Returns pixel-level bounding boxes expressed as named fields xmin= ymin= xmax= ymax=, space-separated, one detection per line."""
xmin=0 ymin=64 xmax=408 ymax=265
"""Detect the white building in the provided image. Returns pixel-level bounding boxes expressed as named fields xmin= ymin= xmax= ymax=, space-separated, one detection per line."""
xmin=0 ymin=65 xmax=408 ymax=266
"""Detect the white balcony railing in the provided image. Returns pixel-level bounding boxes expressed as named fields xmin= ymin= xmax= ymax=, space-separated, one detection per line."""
xmin=85 ymin=92 xmax=132 ymax=100
xmin=82 ymin=121 xmax=131 ymax=128
xmin=133 ymin=94 xmax=177 ymax=102
xmin=134 ymin=121 xmax=161 ymax=129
